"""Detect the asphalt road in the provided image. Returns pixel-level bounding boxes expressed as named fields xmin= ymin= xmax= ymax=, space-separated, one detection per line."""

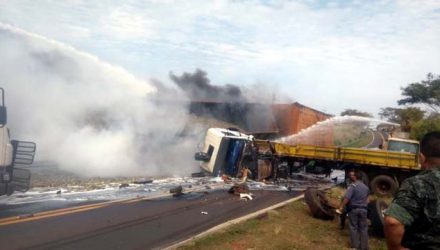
xmin=365 ymin=130 xmax=385 ymax=148
xmin=0 ymin=189 xmax=300 ymax=250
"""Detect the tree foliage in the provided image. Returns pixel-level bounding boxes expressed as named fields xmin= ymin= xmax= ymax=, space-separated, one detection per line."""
xmin=398 ymin=73 xmax=440 ymax=113
xmin=378 ymin=73 xmax=440 ymax=139
xmin=340 ymin=109 xmax=373 ymax=118
xmin=410 ymin=115 xmax=440 ymax=141
xmin=378 ymin=107 xmax=425 ymax=132
xmin=378 ymin=107 xmax=402 ymax=123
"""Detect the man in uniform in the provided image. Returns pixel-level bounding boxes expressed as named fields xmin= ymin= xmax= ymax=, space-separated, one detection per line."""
xmin=338 ymin=169 xmax=370 ymax=250
xmin=384 ymin=131 xmax=440 ymax=250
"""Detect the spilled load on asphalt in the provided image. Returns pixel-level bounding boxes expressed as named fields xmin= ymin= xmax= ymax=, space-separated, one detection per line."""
xmin=195 ymin=127 xmax=421 ymax=196
xmin=0 ymin=88 xmax=36 ymax=196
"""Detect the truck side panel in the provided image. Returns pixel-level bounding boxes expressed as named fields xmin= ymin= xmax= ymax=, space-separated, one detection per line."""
xmin=270 ymin=143 xmax=420 ymax=170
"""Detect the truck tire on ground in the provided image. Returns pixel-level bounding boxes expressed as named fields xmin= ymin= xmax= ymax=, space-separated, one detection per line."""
xmin=370 ymin=175 xmax=398 ymax=196
xmin=304 ymin=188 xmax=334 ymax=220
xmin=368 ymin=199 xmax=389 ymax=237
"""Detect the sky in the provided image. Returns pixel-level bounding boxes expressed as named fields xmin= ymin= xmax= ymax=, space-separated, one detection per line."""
xmin=1 ymin=0 xmax=439 ymax=116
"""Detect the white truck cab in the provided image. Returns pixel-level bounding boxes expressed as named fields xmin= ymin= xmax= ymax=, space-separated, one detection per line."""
xmin=195 ymin=128 xmax=253 ymax=176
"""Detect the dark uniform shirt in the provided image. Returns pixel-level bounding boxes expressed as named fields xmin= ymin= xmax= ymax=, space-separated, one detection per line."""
xmin=384 ymin=167 xmax=440 ymax=250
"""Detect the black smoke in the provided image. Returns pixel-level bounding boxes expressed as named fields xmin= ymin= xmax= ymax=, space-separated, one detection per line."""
xmin=170 ymin=69 xmax=278 ymax=135
xmin=170 ymin=69 xmax=246 ymax=102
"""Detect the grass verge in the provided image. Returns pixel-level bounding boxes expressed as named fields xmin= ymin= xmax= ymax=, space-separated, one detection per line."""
xmin=179 ymin=188 xmax=387 ymax=250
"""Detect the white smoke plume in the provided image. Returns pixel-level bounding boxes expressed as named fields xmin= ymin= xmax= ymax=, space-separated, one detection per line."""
xmin=0 ymin=23 xmax=200 ymax=177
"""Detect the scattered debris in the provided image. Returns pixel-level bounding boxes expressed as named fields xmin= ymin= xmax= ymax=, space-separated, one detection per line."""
xmin=228 ymin=183 xmax=250 ymax=195
xmin=133 ymin=179 xmax=153 ymax=184
xmin=238 ymin=167 xmax=252 ymax=183
xmin=191 ymin=172 xmax=205 ymax=177
xmin=239 ymin=193 xmax=253 ymax=201
xmin=304 ymin=188 xmax=335 ymax=220
xmin=170 ymin=185 xmax=183 ymax=197
xmin=5 ymin=171 xmax=338 ymax=206
xmin=221 ymin=174 xmax=232 ymax=183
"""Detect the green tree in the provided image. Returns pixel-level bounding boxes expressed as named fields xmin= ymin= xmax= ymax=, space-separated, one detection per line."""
xmin=398 ymin=73 xmax=440 ymax=113
xmin=340 ymin=109 xmax=373 ymax=117
xmin=379 ymin=107 xmax=425 ymax=132
xmin=410 ymin=115 xmax=440 ymax=140
xmin=378 ymin=107 xmax=401 ymax=123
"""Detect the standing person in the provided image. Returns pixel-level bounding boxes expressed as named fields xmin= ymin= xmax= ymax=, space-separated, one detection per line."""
xmin=384 ymin=131 xmax=440 ymax=250
xmin=337 ymin=170 xmax=370 ymax=250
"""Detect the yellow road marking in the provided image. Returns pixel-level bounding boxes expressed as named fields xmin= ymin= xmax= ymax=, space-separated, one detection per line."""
xmin=0 ymin=183 xmax=229 ymax=226
xmin=0 ymin=197 xmax=141 ymax=226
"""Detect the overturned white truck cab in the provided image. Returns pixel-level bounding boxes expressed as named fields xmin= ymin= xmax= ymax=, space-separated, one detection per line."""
xmin=195 ymin=128 xmax=254 ymax=176
xmin=194 ymin=128 xmax=277 ymax=180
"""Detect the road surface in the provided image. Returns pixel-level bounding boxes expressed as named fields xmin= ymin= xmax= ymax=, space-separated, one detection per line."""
xmin=365 ymin=130 xmax=385 ymax=148
xmin=0 ymin=189 xmax=302 ymax=250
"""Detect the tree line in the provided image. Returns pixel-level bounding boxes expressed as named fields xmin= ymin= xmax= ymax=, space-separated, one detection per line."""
xmin=340 ymin=73 xmax=440 ymax=140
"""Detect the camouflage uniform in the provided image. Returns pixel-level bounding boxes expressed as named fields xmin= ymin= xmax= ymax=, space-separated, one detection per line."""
xmin=384 ymin=167 xmax=440 ymax=250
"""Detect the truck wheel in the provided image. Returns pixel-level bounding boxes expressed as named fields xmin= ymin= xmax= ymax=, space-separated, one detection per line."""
xmin=304 ymin=188 xmax=335 ymax=220
xmin=370 ymin=175 xmax=398 ymax=196
xmin=368 ymin=199 xmax=389 ymax=237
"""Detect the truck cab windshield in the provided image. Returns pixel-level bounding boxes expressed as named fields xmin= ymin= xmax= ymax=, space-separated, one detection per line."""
xmin=387 ymin=141 xmax=419 ymax=154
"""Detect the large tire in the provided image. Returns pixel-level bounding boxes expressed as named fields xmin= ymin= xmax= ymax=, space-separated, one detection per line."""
xmin=368 ymin=199 xmax=389 ymax=237
xmin=304 ymin=188 xmax=335 ymax=220
xmin=370 ymin=175 xmax=398 ymax=197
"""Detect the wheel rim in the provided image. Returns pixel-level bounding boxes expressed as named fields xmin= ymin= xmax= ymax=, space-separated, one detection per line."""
xmin=377 ymin=180 xmax=391 ymax=195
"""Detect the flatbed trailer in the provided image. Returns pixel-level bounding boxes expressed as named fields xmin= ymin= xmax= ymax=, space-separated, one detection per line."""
xmin=257 ymin=141 xmax=419 ymax=169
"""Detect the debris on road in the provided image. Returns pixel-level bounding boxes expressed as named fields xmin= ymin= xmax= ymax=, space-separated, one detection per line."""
xmin=191 ymin=172 xmax=205 ymax=177
xmin=133 ymin=179 xmax=153 ymax=184
xmin=238 ymin=167 xmax=252 ymax=183
xmin=221 ymin=174 xmax=232 ymax=183
xmin=228 ymin=183 xmax=250 ymax=195
xmin=239 ymin=193 xmax=253 ymax=201
xmin=228 ymin=183 xmax=254 ymax=201
xmin=170 ymin=185 xmax=183 ymax=196
xmin=1 ymin=171 xmax=340 ymax=207
xmin=201 ymin=211 xmax=208 ymax=215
